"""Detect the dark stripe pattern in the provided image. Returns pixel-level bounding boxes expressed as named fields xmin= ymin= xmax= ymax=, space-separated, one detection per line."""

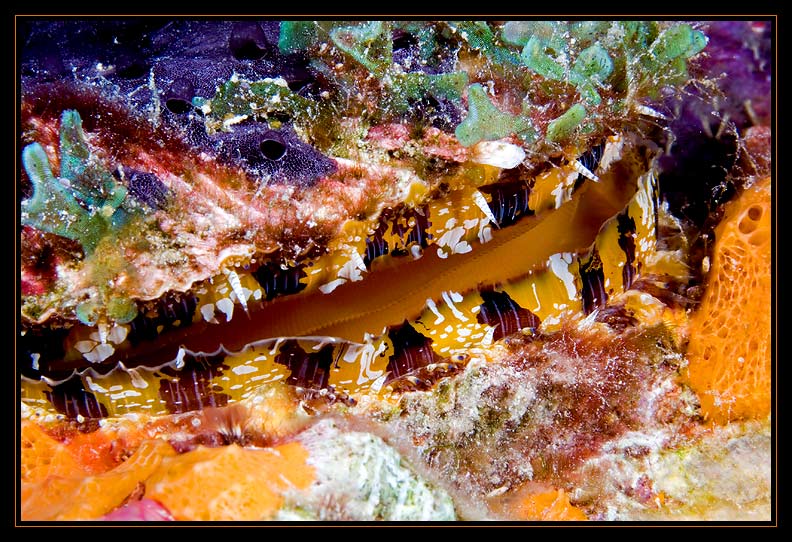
xmin=364 ymin=219 xmax=390 ymax=268
xmin=364 ymin=205 xmax=431 ymax=268
xmin=252 ymin=261 xmax=308 ymax=301
xmin=389 ymin=206 xmax=431 ymax=256
xmin=45 ymin=378 xmax=109 ymax=420
xmin=578 ymin=247 xmax=608 ymax=315
xmin=128 ymin=292 xmax=198 ymax=346
xmin=616 ymin=211 xmax=637 ymax=290
xmin=157 ymin=352 xmax=230 ymax=415
xmin=274 ymin=340 xmax=334 ymax=390
xmin=386 ymin=321 xmax=440 ymax=382
xmin=573 ymin=141 xmax=605 ymax=191
xmin=578 ymin=141 xmax=605 ymax=175
xmin=477 ymin=180 xmax=534 ymax=227
xmin=476 ymin=289 xmax=540 ymax=341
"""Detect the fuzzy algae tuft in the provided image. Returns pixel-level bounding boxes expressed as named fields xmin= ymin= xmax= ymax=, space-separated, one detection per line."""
xmin=22 ymin=142 xmax=109 ymax=254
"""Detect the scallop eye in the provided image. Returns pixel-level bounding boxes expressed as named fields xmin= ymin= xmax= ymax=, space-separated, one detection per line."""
xmin=259 ymin=137 xmax=286 ymax=160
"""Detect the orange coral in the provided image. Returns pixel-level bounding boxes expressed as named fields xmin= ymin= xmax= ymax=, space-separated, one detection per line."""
xmin=144 ymin=442 xmax=314 ymax=521
xmin=686 ymin=177 xmax=771 ymax=423
xmin=514 ymin=488 xmax=588 ymax=521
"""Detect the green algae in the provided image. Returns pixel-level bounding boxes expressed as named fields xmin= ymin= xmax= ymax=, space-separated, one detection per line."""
xmin=652 ymin=24 xmax=708 ymax=63
xmin=522 ymin=36 xmax=614 ymax=105
xmin=21 ymin=110 xmax=154 ymax=325
xmin=258 ymin=21 xmax=707 ymax=150
xmin=278 ymin=21 xmax=318 ymax=54
xmin=455 ymin=83 xmax=533 ymax=147
xmin=21 ymin=111 xmax=138 ymax=256
xmin=58 ymin=110 xmax=127 ymax=210
xmin=196 ymin=78 xmax=322 ymax=131
xmin=21 ymin=142 xmax=108 ymax=254
xmin=521 ymin=34 xmax=567 ymax=81
xmin=330 ymin=21 xmax=393 ymax=76
xmin=450 ymin=21 xmax=522 ymax=67
xmin=546 ymin=103 xmax=587 ymax=143
xmin=385 ymin=71 xmax=469 ymax=115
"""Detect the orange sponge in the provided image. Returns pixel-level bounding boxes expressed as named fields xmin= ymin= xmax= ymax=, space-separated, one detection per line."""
xmin=21 ymin=438 xmax=176 ymax=521
xmin=21 ymin=421 xmax=87 ymax=483
xmin=21 ymin=437 xmax=313 ymax=521
xmin=514 ymin=488 xmax=588 ymax=521
xmin=144 ymin=442 xmax=314 ymax=521
xmin=686 ymin=177 xmax=771 ymax=423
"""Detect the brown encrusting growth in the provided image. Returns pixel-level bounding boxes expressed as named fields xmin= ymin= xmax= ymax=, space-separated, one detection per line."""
xmin=379 ymin=320 xmax=698 ymax=514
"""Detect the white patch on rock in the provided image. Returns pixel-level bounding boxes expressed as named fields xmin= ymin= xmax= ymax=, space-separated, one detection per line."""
xmin=551 ymin=170 xmax=580 ymax=209
xmin=470 ymin=140 xmax=526 ymax=169
xmin=222 ymin=114 xmax=249 ymax=130
xmin=30 ymin=353 xmax=40 ymax=371
xmin=319 ymin=278 xmax=346 ymax=294
xmin=436 ymin=227 xmax=471 ymax=258
xmin=107 ymin=324 xmax=129 ymax=344
xmin=320 ymin=250 xmax=367 ymax=294
xmin=84 ymin=342 xmax=115 ymax=363
xmin=174 ymin=347 xmax=186 ymax=369
xmin=598 ymin=134 xmax=624 ymax=172
xmin=481 ymin=325 xmax=496 ymax=347
xmin=284 ymin=420 xmax=457 ymax=521
xmin=126 ymin=367 xmax=150 ymax=389
xmin=200 ymin=303 xmax=217 ymax=323
xmin=571 ymin=159 xmax=599 ymax=182
xmin=85 ymin=375 xmax=108 ymax=394
xmin=473 ymin=190 xmax=499 ymax=228
xmin=110 ymin=389 xmax=142 ymax=401
xmin=226 ymin=270 xmax=249 ymax=314
xmin=341 ymin=338 xmax=387 ymax=386
xmin=74 ymin=340 xmax=96 ymax=354
xmin=338 ymin=250 xmax=366 ymax=282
